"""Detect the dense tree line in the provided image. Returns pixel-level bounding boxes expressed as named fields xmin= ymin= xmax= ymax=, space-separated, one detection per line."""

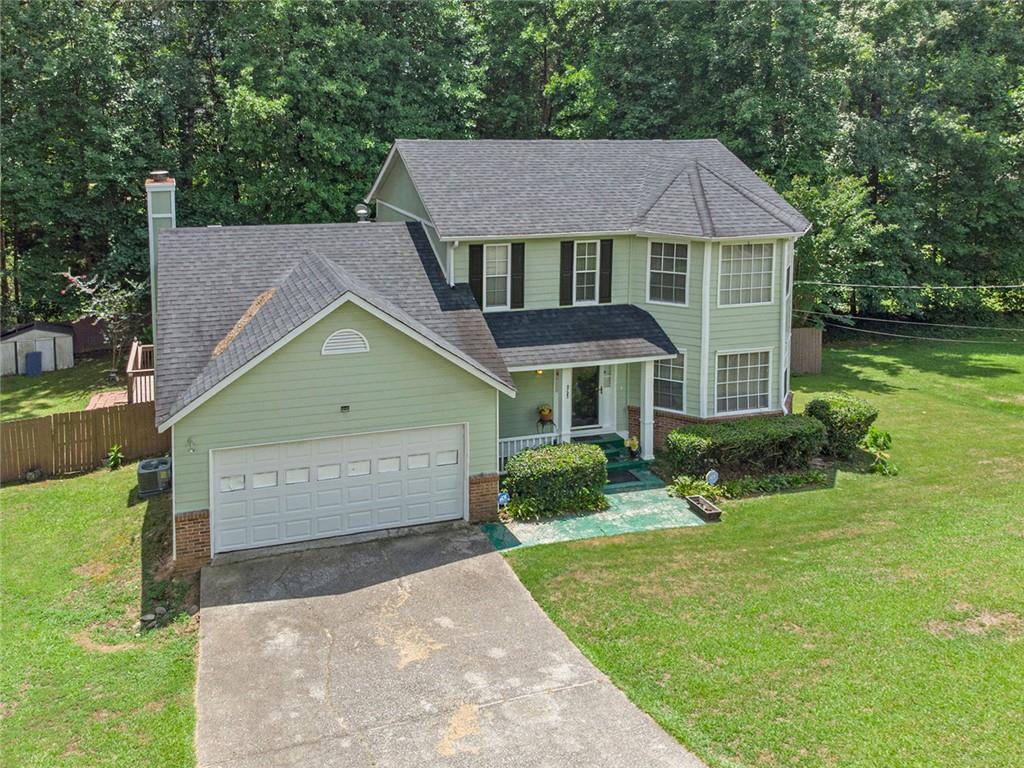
xmin=2 ymin=0 xmax=1022 ymax=328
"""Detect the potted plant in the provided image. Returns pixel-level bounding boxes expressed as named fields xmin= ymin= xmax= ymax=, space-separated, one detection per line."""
xmin=537 ymin=404 xmax=553 ymax=423
xmin=624 ymin=436 xmax=640 ymax=458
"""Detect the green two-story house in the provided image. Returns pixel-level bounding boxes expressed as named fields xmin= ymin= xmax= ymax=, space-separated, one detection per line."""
xmin=150 ymin=140 xmax=808 ymax=573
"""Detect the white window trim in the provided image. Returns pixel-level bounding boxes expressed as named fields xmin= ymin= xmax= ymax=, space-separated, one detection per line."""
xmin=572 ymin=240 xmax=600 ymax=306
xmin=653 ymin=350 xmax=687 ymax=414
xmin=646 ymin=240 xmax=690 ymax=307
xmin=716 ymin=241 xmax=777 ymax=308
xmin=482 ymin=242 xmax=512 ymax=312
xmin=713 ymin=347 xmax=774 ymax=416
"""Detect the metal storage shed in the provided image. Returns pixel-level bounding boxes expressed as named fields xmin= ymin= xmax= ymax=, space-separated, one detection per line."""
xmin=0 ymin=322 xmax=75 ymax=375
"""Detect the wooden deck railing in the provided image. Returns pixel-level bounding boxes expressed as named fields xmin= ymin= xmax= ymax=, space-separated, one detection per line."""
xmin=126 ymin=339 xmax=155 ymax=404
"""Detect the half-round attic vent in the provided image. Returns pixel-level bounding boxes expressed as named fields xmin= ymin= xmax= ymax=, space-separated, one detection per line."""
xmin=321 ymin=329 xmax=369 ymax=356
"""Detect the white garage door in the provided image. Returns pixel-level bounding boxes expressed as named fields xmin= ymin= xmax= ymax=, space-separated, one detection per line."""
xmin=211 ymin=425 xmax=466 ymax=554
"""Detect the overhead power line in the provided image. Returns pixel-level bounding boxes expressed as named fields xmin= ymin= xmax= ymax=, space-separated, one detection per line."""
xmin=794 ymin=309 xmax=1021 ymax=332
xmin=819 ymin=322 xmax=1021 ymax=345
xmin=794 ymin=281 xmax=1024 ymax=290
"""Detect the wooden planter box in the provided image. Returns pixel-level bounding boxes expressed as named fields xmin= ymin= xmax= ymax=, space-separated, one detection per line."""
xmin=685 ymin=495 xmax=722 ymax=522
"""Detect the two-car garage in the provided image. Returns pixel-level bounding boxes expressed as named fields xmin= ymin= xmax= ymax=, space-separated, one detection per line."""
xmin=209 ymin=424 xmax=467 ymax=554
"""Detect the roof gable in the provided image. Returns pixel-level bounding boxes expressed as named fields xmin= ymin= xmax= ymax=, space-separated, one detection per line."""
xmin=155 ymin=222 xmax=512 ymax=427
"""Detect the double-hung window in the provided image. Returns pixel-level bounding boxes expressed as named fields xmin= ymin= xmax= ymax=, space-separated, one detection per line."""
xmin=648 ymin=242 xmax=688 ymax=304
xmin=484 ymin=244 xmax=510 ymax=310
xmin=716 ymin=351 xmax=771 ymax=414
xmin=719 ymin=243 xmax=774 ymax=306
xmin=654 ymin=354 xmax=686 ymax=412
xmin=574 ymin=241 xmax=598 ymax=304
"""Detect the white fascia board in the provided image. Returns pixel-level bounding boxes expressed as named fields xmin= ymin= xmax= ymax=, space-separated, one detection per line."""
xmin=364 ymin=143 xmax=399 ymax=203
xmin=441 ymin=228 xmax=808 ymax=244
xmin=158 ymin=293 xmax=514 ymax=432
xmin=633 ymin=229 xmax=807 ymax=243
xmin=441 ymin=230 xmax=634 ymax=243
xmin=375 ymin=200 xmax=438 ymax=231
xmin=505 ymin=356 xmax=671 ymax=374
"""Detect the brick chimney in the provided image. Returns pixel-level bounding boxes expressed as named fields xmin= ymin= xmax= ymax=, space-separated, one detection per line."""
xmin=145 ymin=171 xmax=175 ymax=339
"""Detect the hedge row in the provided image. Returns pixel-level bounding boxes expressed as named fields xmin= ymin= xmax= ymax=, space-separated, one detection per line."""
xmin=664 ymin=415 xmax=826 ymax=475
xmin=504 ymin=442 xmax=608 ymax=519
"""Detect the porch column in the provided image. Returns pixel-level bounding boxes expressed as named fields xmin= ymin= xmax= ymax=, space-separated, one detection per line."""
xmin=640 ymin=360 xmax=655 ymax=460
xmin=559 ymin=367 xmax=572 ymax=445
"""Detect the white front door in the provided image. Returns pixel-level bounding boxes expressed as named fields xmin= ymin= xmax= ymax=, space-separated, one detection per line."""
xmin=210 ymin=425 xmax=466 ymax=554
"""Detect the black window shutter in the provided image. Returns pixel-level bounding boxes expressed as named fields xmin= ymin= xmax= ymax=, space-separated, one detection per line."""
xmin=468 ymin=244 xmax=483 ymax=308
xmin=511 ymin=243 xmax=525 ymax=309
xmin=599 ymin=239 xmax=613 ymax=304
xmin=559 ymin=241 xmax=574 ymax=306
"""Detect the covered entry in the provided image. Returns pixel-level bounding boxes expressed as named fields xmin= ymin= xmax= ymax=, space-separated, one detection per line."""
xmin=210 ymin=424 xmax=466 ymax=553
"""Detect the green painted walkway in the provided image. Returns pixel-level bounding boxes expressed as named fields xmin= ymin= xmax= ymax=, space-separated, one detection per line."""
xmin=481 ymin=487 xmax=705 ymax=550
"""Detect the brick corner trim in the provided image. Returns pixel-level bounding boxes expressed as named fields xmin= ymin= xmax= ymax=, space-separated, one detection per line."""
xmin=174 ymin=509 xmax=211 ymax=576
xmin=468 ymin=472 xmax=500 ymax=523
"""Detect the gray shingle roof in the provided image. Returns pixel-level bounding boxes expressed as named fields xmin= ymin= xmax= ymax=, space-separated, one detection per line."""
xmin=155 ymin=222 xmax=512 ymax=425
xmin=380 ymin=140 xmax=809 ymax=240
xmin=1 ymin=321 xmax=73 ymax=339
xmin=484 ymin=305 xmax=677 ymax=369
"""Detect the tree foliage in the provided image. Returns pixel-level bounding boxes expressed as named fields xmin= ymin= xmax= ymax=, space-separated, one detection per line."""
xmin=3 ymin=0 xmax=1022 ymax=326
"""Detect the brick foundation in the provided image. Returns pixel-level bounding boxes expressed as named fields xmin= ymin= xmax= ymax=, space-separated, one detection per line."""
xmin=174 ymin=510 xmax=211 ymax=576
xmin=468 ymin=472 xmax=500 ymax=523
xmin=627 ymin=406 xmax=787 ymax=450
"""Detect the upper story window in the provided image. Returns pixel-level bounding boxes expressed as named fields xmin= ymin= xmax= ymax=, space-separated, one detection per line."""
xmin=484 ymin=244 xmax=511 ymax=309
xmin=574 ymin=241 xmax=599 ymax=304
xmin=654 ymin=354 xmax=686 ymax=412
xmin=647 ymin=242 xmax=688 ymax=305
xmin=719 ymin=243 xmax=774 ymax=306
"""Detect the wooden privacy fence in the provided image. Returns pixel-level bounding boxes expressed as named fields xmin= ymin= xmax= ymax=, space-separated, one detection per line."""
xmin=1 ymin=402 xmax=169 ymax=482
xmin=791 ymin=327 xmax=823 ymax=375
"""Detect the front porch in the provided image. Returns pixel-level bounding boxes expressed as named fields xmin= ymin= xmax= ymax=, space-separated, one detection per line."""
xmin=497 ymin=361 xmax=660 ymax=473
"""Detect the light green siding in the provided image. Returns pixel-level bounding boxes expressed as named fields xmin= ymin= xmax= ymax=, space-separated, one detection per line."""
xmin=373 ymin=154 xmax=443 ymax=263
xmin=626 ymin=236 xmax=704 ymax=415
xmin=706 ymin=238 xmax=790 ymax=413
xmin=172 ymin=303 xmax=499 ymax=513
xmin=453 ymin=236 xmax=632 ymax=308
xmin=499 ymin=364 xmax=631 ymax=437
xmin=499 ymin=370 xmax=555 ymax=437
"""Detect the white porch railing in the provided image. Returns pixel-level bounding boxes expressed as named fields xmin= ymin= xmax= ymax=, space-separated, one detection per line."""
xmin=498 ymin=433 xmax=560 ymax=472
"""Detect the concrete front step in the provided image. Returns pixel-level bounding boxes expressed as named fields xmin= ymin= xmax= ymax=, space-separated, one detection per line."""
xmin=607 ymin=458 xmax=649 ymax=472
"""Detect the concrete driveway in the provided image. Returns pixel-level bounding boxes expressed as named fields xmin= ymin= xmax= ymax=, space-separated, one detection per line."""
xmin=197 ymin=527 xmax=705 ymax=767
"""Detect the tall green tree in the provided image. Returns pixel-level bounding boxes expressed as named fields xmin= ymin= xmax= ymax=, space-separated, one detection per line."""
xmin=3 ymin=0 xmax=1022 ymax=327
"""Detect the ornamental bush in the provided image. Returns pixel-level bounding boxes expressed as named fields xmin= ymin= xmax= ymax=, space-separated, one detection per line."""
xmin=504 ymin=442 xmax=608 ymax=520
xmin=804 ymin=393 xmax=878 ymax=457
xmin=664 ymin=415 xmax=826 ymax=475
xmin=670 ymin=469 xmax=829 ymax=501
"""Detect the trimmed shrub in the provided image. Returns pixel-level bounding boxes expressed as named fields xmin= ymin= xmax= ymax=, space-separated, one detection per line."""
xmin=504 ymin=442 xmax=608 ymax=519
xmin=804 ymin=393 xmax=878 ymax=457
xmin=664 ymin=415 xmax=826 ymax=475
xmin=670 ymin=469 xmax=829 ymax=501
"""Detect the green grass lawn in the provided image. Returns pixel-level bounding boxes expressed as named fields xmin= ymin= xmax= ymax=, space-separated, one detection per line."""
xmin=508 ymin=340 xmax=1024 ymax=768
xmin=0 ymin=466 xmax=196 ymax=767
xmin=1 ymin=354 xmax=123 ymax=421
